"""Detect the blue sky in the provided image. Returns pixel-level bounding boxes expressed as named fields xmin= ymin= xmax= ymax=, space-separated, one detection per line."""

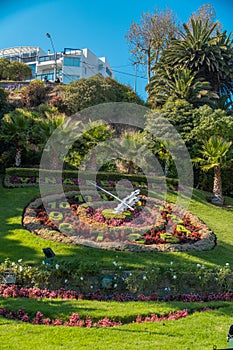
xmin=1 ymin=0 xmax=233 ymax=100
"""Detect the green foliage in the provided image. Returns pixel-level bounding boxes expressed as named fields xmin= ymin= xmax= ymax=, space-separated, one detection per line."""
xmin=0 ymin=109 xmax=35 ymax=166
xmin=62 ymin=75 xmax=144 ymax=115
xmin=158 ymin=19 xmax=233 ymax=96
xmin=193 ymin=136 xmax=232 ymax=172
xmin=0 ymin=58 xmax=32 ymax=81
xmin=193 ymin=135 xmax=232 ymax=200
xmin=66 ymin=120 xmax=114 ymax=170
xmin=20 ymin=80 xmax=48 ymax=107
xmin=148 ymin=66 xmax=216 ymax=107
xmin=7 ymin=61 xmax=32 ymax=81
xmin=0 ymin=87 xmax=11 ymax=118
xmin=101 ymin=209 xmax=133 ymax=220
xmin=148 ymin=98 xmax=195 ymax=145
xmin=0 ymin=58 xmax=10 ymax=80
xmin=191 ymin=105 xmax=233 ymax=143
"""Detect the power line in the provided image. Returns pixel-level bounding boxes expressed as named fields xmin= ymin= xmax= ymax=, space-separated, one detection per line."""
xmin=111 ymin=69 xmax=147 ymax=80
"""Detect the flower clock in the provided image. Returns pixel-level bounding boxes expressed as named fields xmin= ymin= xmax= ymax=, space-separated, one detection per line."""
xmin=23 ymin=185 xmax=216 ymax=252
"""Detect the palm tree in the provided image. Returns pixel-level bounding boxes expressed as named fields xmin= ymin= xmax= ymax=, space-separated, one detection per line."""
xmin=193 ymin=135 xmax=232 ymax=205
xmin=148 ymin=66 xmax=216 ymax=107
xmin=0 ymin=111 xmax=33 ymax=166
xmin=156 ymin=19 xmax=233 ymax=96
xmin=98 ymin=131 xmax=154 ymax=174
xmin=39 ymin=114 xmax=81 ymax=169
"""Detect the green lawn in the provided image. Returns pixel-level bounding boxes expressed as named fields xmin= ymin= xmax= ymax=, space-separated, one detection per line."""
xmin=1 ymin=180 xmax=233 ymax=349
xmin=0 ymin=302 xmax=232 ymax=349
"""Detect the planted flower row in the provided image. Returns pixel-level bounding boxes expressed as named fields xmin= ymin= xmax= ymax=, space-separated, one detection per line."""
xmin=0 ymin=306 xmax=189 ymax=327
xmin=1 ymin=284 xmax=233 ymax=302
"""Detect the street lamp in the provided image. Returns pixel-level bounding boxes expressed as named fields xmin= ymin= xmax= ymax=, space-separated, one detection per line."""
xmin=46 ymin=32 xmax=57 ymax=82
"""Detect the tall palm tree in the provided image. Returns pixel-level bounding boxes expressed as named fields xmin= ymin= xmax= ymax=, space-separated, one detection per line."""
xmin=156 ymin=19 xmax=233 ymax=97
xmin=193 ymin=135 xmax=232 ymax=205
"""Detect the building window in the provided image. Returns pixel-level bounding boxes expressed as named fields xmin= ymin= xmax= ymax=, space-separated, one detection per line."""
xmin=106 ymin=67 xmax=112 ymax=77
xmin=64 ymin=57 xmax=80 ymax=67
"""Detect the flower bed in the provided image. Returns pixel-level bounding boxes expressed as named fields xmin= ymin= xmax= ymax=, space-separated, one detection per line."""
xmin=23 ymin=192 xmax=216 ymax=252
xmin=0 ymin=306 xmax=189 ymax=328
xmin=1 ymin=284 xmax=233 ymax=303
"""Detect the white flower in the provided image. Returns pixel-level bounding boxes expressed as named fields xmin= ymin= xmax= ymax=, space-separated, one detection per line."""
xmin=55 ymin=264 xmax=59 ymax=270
xmin=42 ymin=260 xmax=45 ymax=265
xmin=80 ymin=276 xmax=84 ymax=281
xmin=18 ymin=259 xmax=22 ymax=263
xmin=226 ymin=263 xmax=230 ymax=266
xmin=197 ymin=263 xmax=201 ymax=268
xmin=129 ymin=273 xmax=132 ymax=276
xmin=19 ymin=266 xmax=23 ymax=272
xmin=64 ymin=279 xmax=68 ymax=283
xmin=113 ymin=261 xmax=117 ymax=266
xmin=119 ymin=266 xmax=122 ymax=270
xmin=170 ymin=261 xmax=173 ymax=265
xmin=173 ymin=275 xmax=177 ymax=279
xmin=199 ymin=276 xmax=202 ymax=279
xmin=90 ymin=285 xmax=94 ymax=289
xmin=114 ymin=283 xmax=117 ymax=288
xmin=143 ymin=275 xmax=147 ymax=280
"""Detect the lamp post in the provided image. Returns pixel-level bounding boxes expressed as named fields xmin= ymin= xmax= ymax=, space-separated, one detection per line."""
xmin=46 ymin=32 xmax=57 ymax=82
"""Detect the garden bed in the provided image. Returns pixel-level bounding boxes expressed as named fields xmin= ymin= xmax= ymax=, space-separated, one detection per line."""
xmin=23 ymin=191 xmax=216 ymax=252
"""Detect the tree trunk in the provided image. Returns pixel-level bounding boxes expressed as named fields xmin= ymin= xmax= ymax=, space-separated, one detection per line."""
xmin=213 ymin=165 xmax=222 ymax=197
xmin=147 ymin=47 xmax=151 ymax=86
xmin=15 ymin=148 xmax=22 ymax=167
xmin=212 ymin=165 xmax=224 ymax=205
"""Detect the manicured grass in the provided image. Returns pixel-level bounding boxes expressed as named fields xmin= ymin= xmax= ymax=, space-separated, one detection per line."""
xmin=1 ymin=179 xmax=233 ymax=349
xmin=0 ymin=301 xmax=232 ymax=349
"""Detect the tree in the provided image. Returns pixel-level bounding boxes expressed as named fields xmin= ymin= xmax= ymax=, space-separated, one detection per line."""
xmin=191 ymin=105 xmax=233 ymax=143
xmin=159 ymin=19 xmax=233 ymax=96
xmin=62 ymin=75 xmax=144 ymax=115
xmin=193 ymin=135 xmax=232 ymax=205
xmin=20 ymin=80 xmax=48 ymax=107
xmin=96 ymin=130 xmax=153 ymax=174
xmin=66 ymin=120 xmax=114 ymax=170
xmin=150 ymin=98 xmax=195 ymax=145
xmin=7 ymin=61 xmax=32 ymax=81
xmin=126 ymin=8 xmax=179 ymax=86
xmin=0 ymin=110 xmax=34 ymax=166
xmin=148 ymin=66 xmax=216 ymax=107
xmin=187 ymin=3 xmax=222 ymax=33
xmin=0 ymin=87 xmax=10 ymax=118
xmin=0 ymin=58 xmax=10 ymax=80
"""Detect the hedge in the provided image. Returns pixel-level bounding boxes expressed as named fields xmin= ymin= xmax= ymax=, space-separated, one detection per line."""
xmin=4 ymin=167 xmax=178 ymax=190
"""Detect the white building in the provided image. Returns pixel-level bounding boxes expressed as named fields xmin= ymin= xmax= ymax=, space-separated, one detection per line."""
xmin=0 ymin=46 xmax=113 ymax=83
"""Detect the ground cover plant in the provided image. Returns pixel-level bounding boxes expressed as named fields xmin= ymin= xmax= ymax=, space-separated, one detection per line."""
xmin=1 ymin=178 xmax=233 ymax=349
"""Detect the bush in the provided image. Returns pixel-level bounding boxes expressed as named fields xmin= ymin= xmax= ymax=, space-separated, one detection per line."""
xmin=20 ymin=80 xmax=48 ymax=107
